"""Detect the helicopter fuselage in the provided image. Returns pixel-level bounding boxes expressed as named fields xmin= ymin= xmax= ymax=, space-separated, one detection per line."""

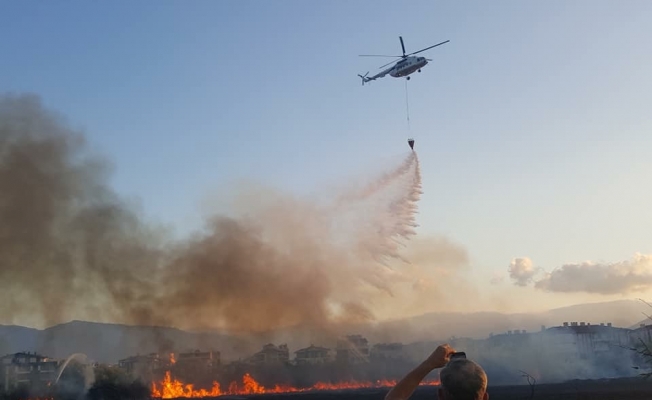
xmin=358 ymin=36 xmax=448 ymax=85
xmin=390 ymin=56 xmax=428 ymax=78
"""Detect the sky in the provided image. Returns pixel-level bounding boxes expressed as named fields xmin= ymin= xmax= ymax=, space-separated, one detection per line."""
xmin=1 ymin=0 xmax=652 ymax=317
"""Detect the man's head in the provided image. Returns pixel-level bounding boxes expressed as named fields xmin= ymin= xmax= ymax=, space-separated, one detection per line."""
xmin=438 ymin=359 xmax=488 ymax=400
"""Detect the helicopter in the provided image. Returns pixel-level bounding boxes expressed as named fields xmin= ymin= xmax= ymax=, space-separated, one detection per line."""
xmin=358 ymin=36 xmax=449 ymax=85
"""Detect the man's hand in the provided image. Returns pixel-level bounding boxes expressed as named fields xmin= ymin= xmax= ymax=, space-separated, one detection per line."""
xmin=423 ymin=344 xmax=455 ymax=370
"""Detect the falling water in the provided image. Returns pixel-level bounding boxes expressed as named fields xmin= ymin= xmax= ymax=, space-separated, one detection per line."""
xmin=55 ymin=353 xmax=95 ymax=392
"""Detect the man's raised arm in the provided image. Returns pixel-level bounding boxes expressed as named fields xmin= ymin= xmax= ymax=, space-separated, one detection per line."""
xmin=384 ymin=344 xmax=455 ymax=400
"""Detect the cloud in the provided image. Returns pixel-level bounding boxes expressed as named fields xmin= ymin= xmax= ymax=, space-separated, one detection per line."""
xmin=534 ymin=253 xmax=652 ymax=295
xmin=508 ymin=257 xmax=541 ymax=286
xmin=507 ymin=253 xmax=652 ymax=295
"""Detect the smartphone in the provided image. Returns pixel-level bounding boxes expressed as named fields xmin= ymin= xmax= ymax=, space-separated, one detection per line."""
xmin=450 ymin=352 xmax=466 ymax=361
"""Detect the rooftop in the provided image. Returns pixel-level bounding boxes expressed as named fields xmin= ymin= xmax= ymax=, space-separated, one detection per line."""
xmin=295 ymin=345 xmax=330 ymax=353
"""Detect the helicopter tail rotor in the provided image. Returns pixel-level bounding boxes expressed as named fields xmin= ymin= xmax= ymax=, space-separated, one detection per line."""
xmin=358 ymin=72 xmax=370 ymax=86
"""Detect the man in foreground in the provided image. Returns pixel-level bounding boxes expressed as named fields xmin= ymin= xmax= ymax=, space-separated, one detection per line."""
xmin=384 ymin=344 xmax=489 ymax=400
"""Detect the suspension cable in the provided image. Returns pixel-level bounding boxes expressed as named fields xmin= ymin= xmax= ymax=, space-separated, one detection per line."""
xmin=405 ymin=79 xmax=411 ymax=130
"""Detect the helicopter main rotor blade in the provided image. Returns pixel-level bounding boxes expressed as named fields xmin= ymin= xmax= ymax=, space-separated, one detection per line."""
xmin=407 ymin=40 xmax=450 ymax=56
xmin=378 ymin=59 xmax=399 ymax=69
xmin=359 ymin=54 xmax=403 ymax=58
xmin=400 ymin=36 xmax=406 ymax=57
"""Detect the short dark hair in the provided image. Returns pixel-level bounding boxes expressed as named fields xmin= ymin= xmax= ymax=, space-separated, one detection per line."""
xmin=439 ymin=359 xmax=487 ymax=400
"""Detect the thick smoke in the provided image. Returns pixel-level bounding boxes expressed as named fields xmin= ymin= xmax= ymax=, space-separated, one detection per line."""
xmin=0 ymin=93 xmax=462 ymax=340
xmin=508 ymin=253 xmax=652 ymax=294
xmin=0 ymin=93 xmax=163 ymax=328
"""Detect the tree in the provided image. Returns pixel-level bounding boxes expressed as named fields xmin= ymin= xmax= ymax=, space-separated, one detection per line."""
xmin=630 ymin=299 xmax=652 ymax=378
xmin=86 ymin=365 xmax=151 ymax=400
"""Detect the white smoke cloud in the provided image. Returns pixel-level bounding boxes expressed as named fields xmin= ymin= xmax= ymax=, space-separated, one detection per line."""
xmin=508 ymin=257 xmax=541 ymax=286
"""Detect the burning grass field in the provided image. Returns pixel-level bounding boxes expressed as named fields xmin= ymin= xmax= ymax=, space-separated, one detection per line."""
xmin=146 ymin=360 xmax=652 ymax=400
xmin=150 ymin=378 xmax=652 ymax=400
xmin=150 ymin=371 xmax=439 ymax=398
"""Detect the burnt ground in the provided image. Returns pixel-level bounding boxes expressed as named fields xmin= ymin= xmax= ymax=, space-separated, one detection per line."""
xmin=201 ymin=378 xmax=652 ymax=400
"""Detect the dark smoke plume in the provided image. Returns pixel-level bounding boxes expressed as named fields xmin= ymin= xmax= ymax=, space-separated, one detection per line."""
xmin=0 ymin=93 xmax=459 ymax=339
xmin=0 ymin=94 xmax=162 ymax=327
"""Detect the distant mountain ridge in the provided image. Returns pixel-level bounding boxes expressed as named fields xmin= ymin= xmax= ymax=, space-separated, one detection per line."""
xmin=0 ymin=299 xmax=647 ymax=364
xmin=385 ymin=299 xmax=646 ymax=341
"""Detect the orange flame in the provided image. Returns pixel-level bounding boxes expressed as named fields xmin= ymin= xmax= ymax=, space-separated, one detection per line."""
xmin=152 ymin=371 xmax=439 ymax=399
xmin=170 ymin=353 xmax=176 ymax=365
xmin=152 ymin=371 xmax=221 ymax=398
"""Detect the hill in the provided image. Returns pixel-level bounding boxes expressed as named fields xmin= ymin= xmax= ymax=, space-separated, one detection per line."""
xmin=0 ymin=299 xmax=647 ymax=364
xmin=373 ymin=299 xmax=647 ymax=342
